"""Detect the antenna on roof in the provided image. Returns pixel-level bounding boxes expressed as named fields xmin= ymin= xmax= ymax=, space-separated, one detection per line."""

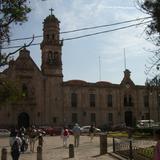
xmin=99 ymin=56 xmax=101 ymax=81
xmin=124 ymin=48 xmax=127 ymax=70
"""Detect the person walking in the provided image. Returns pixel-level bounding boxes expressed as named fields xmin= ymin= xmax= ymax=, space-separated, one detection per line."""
xmin=10 ymin=129 xmax=22 ymax=160
xmin=61 ymin=127 xmax=69 ymax=147
xmin=89 ymin=124 xmax=95 ymax=142
xmin=154 ymin=129 xmax=160 ymax=160
xmin=72 ymin=123 xmax=81 ymax=147
xmin=29 ymin=125 xmax=37 ymax=152
xmin=38 ymin=134 xmax=44 ymax=147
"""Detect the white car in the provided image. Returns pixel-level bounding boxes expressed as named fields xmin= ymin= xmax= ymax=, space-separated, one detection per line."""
xmin=80 ymin=126 xmax=101 ymax=133
xmin=0 ymin=129 xmax=10 ymax=137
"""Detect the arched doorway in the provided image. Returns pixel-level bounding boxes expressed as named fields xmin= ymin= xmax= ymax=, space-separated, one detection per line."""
xmin=125 ymin=111 xmax=133 ymax=127
xmin=18 ymin=112 xmax=30 ymax=128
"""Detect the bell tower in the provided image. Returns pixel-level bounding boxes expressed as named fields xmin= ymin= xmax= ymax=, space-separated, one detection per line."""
xmin=40 ymin=10 xmax=64 ymax=126
xmin=41 ymin=9 xmax=63 ymax=77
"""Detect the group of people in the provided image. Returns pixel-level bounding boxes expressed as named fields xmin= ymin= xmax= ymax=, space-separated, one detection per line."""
xmin=9 ymin=126 xmax=44 ymax=160
xmin=8 ymin=124 xmax=160 ymax=160
xmin=61 ymin=123 xmax=96 ymax=148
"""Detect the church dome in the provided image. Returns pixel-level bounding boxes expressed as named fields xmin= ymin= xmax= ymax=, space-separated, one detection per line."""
xmin=43 ymin=15 xmax=60 ymax=24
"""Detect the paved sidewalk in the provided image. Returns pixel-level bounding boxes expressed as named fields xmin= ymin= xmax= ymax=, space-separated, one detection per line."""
xmin=0 ymin=135 xmax=119 ymax=160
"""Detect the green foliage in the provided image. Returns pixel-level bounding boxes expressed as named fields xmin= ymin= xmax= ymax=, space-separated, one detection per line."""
xmin=0 ymin=0 xmax=31 ymax=43
xmin=138 ymin=0 xmax=160 ymax=45
xmin=137 ymin=146 xmax=154 ymax=159
xmin=0 ymin=79 xmax=22 ymax=105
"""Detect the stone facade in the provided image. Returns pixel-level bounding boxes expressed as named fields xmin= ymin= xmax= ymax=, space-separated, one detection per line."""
xmin=0 ymin=14 xmax=160 ymax=128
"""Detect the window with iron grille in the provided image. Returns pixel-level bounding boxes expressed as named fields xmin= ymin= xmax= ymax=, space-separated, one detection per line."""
xmin=90 ymin=113 xmax=96 ymax=123
xmin=72 ymin=113 xmax=77 ymax=123
xmin=90 ymin=94 xmax=96 ymax=107
xmin=124 ymin=94 xmax=133 ymax=106
xmin=71 ymin=93 xmax=77 ymax=107
xmin=144 ymin=95 xmax=149 ymax=107
xmin=108 ymin=94 xmax=112 ymax=107
xmin=108 ymin=113 xmax=113 ymax=122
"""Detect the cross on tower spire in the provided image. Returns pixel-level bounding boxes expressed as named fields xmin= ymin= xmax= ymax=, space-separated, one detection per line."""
xmin=49 ymin=8 xmax=54 ymax=15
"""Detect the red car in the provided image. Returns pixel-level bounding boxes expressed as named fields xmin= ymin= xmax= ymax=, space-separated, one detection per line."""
xmin=40 ymin=126 xmax=73 ymax=136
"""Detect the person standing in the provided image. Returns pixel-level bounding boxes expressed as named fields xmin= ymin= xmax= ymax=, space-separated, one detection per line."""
xmin=61 ymin=127 xmax=69 ymax=147
xmin=89 ymin=124 xmax=95 ymax=142
xmin=154 ymin=129 xmax=160 ymax=160
xmin=72 ymin=123 xmax=81 ymax=147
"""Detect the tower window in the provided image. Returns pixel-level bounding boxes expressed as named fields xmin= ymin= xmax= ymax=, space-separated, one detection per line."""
xmin=46 ymin=34 xmax=49 ymax=40
xmin=22 ymin=83 xmax=28 ymax=97
xmin=48 ymin=51 xmax=54 ymax=64
xmin=52 ymin=34 xmax=54 ymax=40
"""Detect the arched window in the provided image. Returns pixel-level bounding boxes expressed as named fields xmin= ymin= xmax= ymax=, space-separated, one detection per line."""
xmin=46 ymin=34 xmax=49 ymax=40
xmin=22 ymin=84 xmax=28 ymax=97
xmin=48 ymin=51 xmax=54 ymax=64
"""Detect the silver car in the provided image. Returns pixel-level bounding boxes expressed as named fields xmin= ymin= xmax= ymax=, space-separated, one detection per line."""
xmin=80 ymin=126 xmax=101 ymax=133
xmin=0 ymin=129 xmax=10 ymax=137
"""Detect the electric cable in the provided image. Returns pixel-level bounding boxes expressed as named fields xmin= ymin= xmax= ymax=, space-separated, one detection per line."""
xmin=1 ymin=20 xmax=151 ymax=49
xmin=7 ymin=16 xmax=151 ymax=42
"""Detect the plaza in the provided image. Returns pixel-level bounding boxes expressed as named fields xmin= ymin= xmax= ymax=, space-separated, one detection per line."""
xmin=0 ymin=135 xmax=119 ymax=160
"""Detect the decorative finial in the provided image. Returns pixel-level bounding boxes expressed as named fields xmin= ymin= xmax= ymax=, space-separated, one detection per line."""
xmin=49 ymin=8 xmax=54 ymax=15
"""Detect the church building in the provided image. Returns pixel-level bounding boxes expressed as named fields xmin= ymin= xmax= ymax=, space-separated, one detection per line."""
xmin=0 ymin=13 xmax=160 ymax=129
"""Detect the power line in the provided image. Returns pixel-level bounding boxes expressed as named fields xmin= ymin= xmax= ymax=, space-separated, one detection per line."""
xmin=61 ymin=16 xmax=151 ymax=34
xmin=2 ymin=20 xmax=151 ymax=50
xmin=63 ymin=20 xmax=151 ymax=41
xmin=8 ymin=16 xmax=151 ymax=42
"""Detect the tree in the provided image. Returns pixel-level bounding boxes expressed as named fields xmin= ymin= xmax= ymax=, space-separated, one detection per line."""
xmin=137 ymin=0 xmax=160 ymax=75
xmin=0 ymin=0 xmax=31 ymax=43
xmin=0 ymin=0 xmax=31 ymax=104
xmin=0 ymin=77 xmax=22 ymax=105
xmin=137 ymin=0 xmax=160 ymax=45
xmin=0 ymin=0 xmax=32 ymax=66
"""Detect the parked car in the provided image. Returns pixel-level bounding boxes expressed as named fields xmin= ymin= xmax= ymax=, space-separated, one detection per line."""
xmin=39 ymin=126 xmax=57 ymax=136
xmin=80 ymin=126 xmax=101 ymax=133
xmin=37 ymin=128 xmax=46 ymax=136
xmin=0 ymin=129 xmax=10 ymax=137
xmin=40 ymin=126 xmax=73 ymax=136
xmin=136 ymin=120 xmax=159 ymax=128
xmin=111 ymin=123 xmax=127 ymax=131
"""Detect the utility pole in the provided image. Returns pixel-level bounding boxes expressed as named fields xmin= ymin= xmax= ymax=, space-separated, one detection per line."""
xmin=99 ymin=56 xmax=101 ymax=81
xmin=0 ymin=0 xmax=2 ymax=66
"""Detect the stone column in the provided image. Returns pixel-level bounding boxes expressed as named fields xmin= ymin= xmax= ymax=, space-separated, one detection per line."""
xmin=1 ymin=148 xmax=7 ymax=160
xmin=69 ymin=144 xmax=74 ymax=158
xmin=112 ymin=137 xmax=115 ymax=153
xmin=100 ymin=133 xmax=107 ymax=155
xmin=37 ymin=145 xmax=42 ymax=160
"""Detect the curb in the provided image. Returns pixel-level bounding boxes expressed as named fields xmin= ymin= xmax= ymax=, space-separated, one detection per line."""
xmin=108 ymin=152 xmax=128 ymax=160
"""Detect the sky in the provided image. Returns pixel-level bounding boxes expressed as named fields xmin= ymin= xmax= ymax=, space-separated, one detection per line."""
xmin=2 ymin=0 xmax=157 ymax=85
